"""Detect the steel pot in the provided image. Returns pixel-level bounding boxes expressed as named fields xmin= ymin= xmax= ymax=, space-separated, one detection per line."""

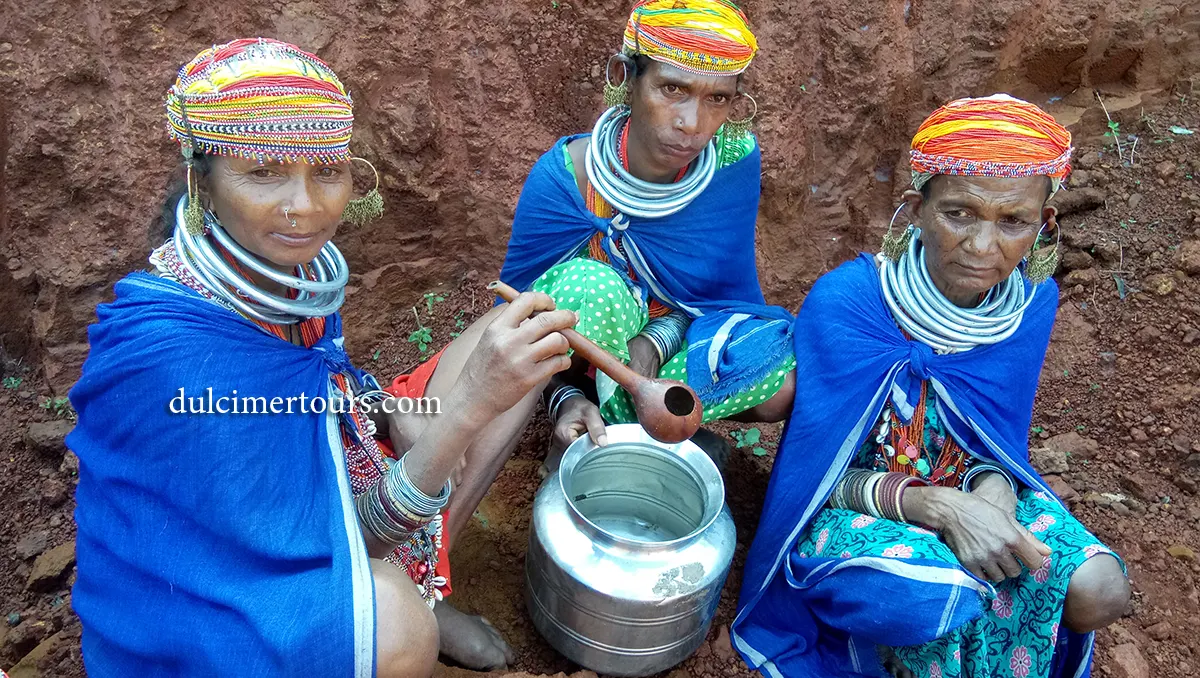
xmin=525 ymin=424 xmax=736 ymax=677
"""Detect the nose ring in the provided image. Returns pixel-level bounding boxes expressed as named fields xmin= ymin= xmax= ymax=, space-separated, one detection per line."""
xmin=283 ymin=207 xmax=297 ymax=229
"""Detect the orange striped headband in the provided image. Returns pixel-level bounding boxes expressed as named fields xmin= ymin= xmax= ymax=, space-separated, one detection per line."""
xmin=910 ymin=94 xmax=1072 ymax=194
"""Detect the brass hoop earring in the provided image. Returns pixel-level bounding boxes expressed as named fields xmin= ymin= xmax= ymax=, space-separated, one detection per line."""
xmin=723 ymin=93 xmax=758 ymax=142
xmin=881 ymin=203 xmax=914 ymax=262
xmin=603 ymin=54 xmax=632 ymax=109
xmin=341 ymin=157 xmax=385 ymax=226
xmin=183 ymin=153 xmax=206 ymax=236
xmin=1024 ymin=223 xmax=1060 ymax=285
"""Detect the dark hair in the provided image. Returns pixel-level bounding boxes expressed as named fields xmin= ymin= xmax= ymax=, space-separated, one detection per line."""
xmin=154 ymin=152 xmax=212 ymax=244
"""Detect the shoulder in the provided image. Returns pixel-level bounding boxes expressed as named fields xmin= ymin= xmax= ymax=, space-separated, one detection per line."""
xmin=565 ymin=137 xmax=590 ymax=198
xmin=713 ymin=128 xmax=758 ymax=169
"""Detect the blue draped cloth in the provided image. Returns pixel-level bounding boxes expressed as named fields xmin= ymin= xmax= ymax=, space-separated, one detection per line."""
xmin=497 ymin=135 xmax=793 ymax=405
xmin=732 ymin=254 xmax=1096 ymax=678
xmin=67 ymin=273 xmax=375 ymax=678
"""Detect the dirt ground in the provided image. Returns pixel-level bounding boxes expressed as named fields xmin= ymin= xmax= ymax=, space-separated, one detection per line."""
xmin=2 ymin=0 xmax=1200 ymax=676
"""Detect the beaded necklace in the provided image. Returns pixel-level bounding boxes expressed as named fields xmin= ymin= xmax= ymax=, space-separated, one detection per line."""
xmin=869 ymin=381 xmax=974 ymax=487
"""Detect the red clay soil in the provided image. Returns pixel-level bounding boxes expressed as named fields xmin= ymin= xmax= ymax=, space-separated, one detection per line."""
xmin=2 ymin=0 xmax=1200 ymax=676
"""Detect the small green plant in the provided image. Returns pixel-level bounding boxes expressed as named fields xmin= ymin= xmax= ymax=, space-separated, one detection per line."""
xmin=1076 ymin=424 xmax=1087 ymax=432
xmin=1095 ymin=91 xmax=1125 ymax=163
xmin=2 ymin=376 xmax=21 ymax=389
xmin=1031 ymin=426 xmax=1044 ymax=435
xmin=423 ymin=292 xmax=446 ymax=316
xmin=731 ymin=427 xmax=768 ymax=457
xmin=407 ymin=307 xmax=434 ymax=357
xmin=40 ymin=396 xmax=75 ymax=421
xmin=450 ymin=309 xmax=468 ymax=339
xmin=371 ymin=348 xmax=382 ymax=361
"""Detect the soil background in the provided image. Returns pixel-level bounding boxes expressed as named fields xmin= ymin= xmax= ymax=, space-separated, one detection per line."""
xmin=1 ymin=0 xmax=1200 ymax=676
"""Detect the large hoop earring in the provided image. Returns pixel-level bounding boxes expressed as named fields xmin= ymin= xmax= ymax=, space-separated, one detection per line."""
xmin=1024 ymin=223 xmax=1060 ymax=285
xmin=603 ymin=54 xmax=633 ymax=108
xmin=723 ymin=92 xmax=758 ymax=142
xmin=183 ymin=153 xmax=206 ymax=237
xmin=341 ymin=157 xmax=384 ymax=226
xmin=881 ymin=203 xmax=914 ymax=262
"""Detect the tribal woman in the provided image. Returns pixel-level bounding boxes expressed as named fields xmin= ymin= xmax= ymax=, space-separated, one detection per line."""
xmin=733 ymin=95 xmax=1130 ymax=678
xmin=498 ymin=0 xmax=795 ymax=456
xmin=67 ymin=39 xmax=575 ymax=676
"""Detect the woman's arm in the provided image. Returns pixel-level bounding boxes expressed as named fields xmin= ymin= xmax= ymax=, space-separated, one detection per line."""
xmin=903 ymin=485 xmax=1050 ymax=582
xmin=358 ymin=293 xmax=576 ymax=556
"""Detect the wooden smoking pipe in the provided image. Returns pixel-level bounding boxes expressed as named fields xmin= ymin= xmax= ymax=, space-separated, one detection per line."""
xmin=488 ymin=281 xmax=702 ymax=445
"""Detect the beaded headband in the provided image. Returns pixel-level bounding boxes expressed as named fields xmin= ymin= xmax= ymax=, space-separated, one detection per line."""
xmin=165 ymin=38 xmax=353 ymax=164
xmin=910 ymin=94 xmax=1072 ymax=194
xmin=622 ymin=0 xmax=758 ymax=77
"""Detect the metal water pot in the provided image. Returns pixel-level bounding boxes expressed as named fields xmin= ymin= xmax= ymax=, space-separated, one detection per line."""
xmin=525 ymin=424 xmax=736 ymax=677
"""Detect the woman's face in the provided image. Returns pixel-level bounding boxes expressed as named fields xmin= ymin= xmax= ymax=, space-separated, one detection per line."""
xmin=201 ymin=157 xmax=353 ymax=268
xmin=906 ymin=175 xmax=1056 ymax=306
xmin=627 ymin=60 xmax=738 ymax=177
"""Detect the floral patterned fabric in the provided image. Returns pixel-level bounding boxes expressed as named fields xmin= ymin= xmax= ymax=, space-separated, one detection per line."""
xmin=796 ymin=489 xmax=1123 ymax=678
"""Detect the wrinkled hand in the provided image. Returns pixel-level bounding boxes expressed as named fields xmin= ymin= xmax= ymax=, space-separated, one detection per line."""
xmin=627 ymin=334 xmax=663 ymax=381
xmin=907 ymin=486 xmax=1050 ymax=583
xmin=971 ymin=472 xmax=1018 ymax=519
xmin=453 ymin=292 xmax=575 ymax=425
xmin=551 ymin=395 xmax=608 ymax=456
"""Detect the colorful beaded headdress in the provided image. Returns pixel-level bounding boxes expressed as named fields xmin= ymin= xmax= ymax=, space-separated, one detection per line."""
xmin=165 ymin=38 xmax=353 ymax=164
xmin=622 ymin=0 xmax=758 ymax=77
xmin=910 ymin=94 xmax=1072 ymax=194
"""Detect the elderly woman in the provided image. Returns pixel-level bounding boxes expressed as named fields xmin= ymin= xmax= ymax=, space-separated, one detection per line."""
xmin=733 ymin=95 xmax=1130 ymax=678
xmin=498 ymin=0 xmax=795 ymax=456
xmin=67 ymin=39 xmax=574 ymax=676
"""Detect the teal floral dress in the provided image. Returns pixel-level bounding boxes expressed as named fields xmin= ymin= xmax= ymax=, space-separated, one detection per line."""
xmin=795 ymin=388 xmax=1123 ymax=678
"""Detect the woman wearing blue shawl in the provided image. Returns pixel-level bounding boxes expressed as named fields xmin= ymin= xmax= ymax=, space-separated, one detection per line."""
xmin=733 ymin=95 xmax=1130 ymax=678
xmin=66 ymin=39 xmax=576 ymax=676
xmin=498 ymin=0 xmax=796 ymax=458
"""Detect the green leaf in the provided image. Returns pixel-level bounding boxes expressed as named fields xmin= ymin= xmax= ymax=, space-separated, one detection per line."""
xmin=372 ymin=348 xmax=382 ymax=361
xmin=742 ymin=427 xmax=761 ymax=446
xmin=1031 ymin=426 xmax=1044 ymax=434
xmin=1169 ymin=125 xmax=1195 ymax=135
xmin=752 ymin=446 xmax=768 ymax=457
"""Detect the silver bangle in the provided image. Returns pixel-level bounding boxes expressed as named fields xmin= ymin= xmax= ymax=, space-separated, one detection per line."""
xmin=548 ymin=386 xmax=585 ymax=424
xmin=964 ymin=463 xmax=1017 ymax=494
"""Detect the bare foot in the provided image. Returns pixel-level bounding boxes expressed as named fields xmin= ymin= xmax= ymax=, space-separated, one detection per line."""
xmin=433 ymin=602 xmax=514 ymax=671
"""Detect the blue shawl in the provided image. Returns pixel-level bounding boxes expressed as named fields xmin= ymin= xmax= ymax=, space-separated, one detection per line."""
xmin=732 ymin=255 xmax=1095 ymax=678
xmin=67 ymin=273 xmax=375 ymax=678
xmin=497 ymin=135 xmax=793 ymax=405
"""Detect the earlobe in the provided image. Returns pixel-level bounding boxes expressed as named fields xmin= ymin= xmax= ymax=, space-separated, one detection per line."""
xmin=1043 ymin=206 xmax=1059 ymax=232
xmin=901 ymin=189 xmax=923 ymax=223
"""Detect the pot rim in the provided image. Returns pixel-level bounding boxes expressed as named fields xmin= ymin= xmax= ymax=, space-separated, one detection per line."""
xmin=557 ymin=423 xmax=726 ymax=548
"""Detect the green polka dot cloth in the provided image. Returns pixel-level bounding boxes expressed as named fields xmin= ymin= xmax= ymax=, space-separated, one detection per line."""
xmin=531 ymin=258 xmax=795 ymax=423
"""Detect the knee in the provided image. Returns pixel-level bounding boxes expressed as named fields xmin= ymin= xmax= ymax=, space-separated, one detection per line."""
xmin=749 ymin=371 xmax=796 ymax=423
xmin=1062 ymin=554 xmax=1130 ymax=633
xmin=373 ymin=559 xmax=439 ymax=678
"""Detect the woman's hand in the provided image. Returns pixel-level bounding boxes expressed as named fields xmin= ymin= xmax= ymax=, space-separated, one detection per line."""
xmin=551 ymin=395 xmax=608 ymax=454
xmin=627 ymin=334 xmax=663 ymax=380
xmin=904 ymin=486 xmax=1050 ymax=583
xmin=450 ymin=292 xmax=576 ymax=427
xmin=970 ymin=472 xmax=1018 ymax=518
